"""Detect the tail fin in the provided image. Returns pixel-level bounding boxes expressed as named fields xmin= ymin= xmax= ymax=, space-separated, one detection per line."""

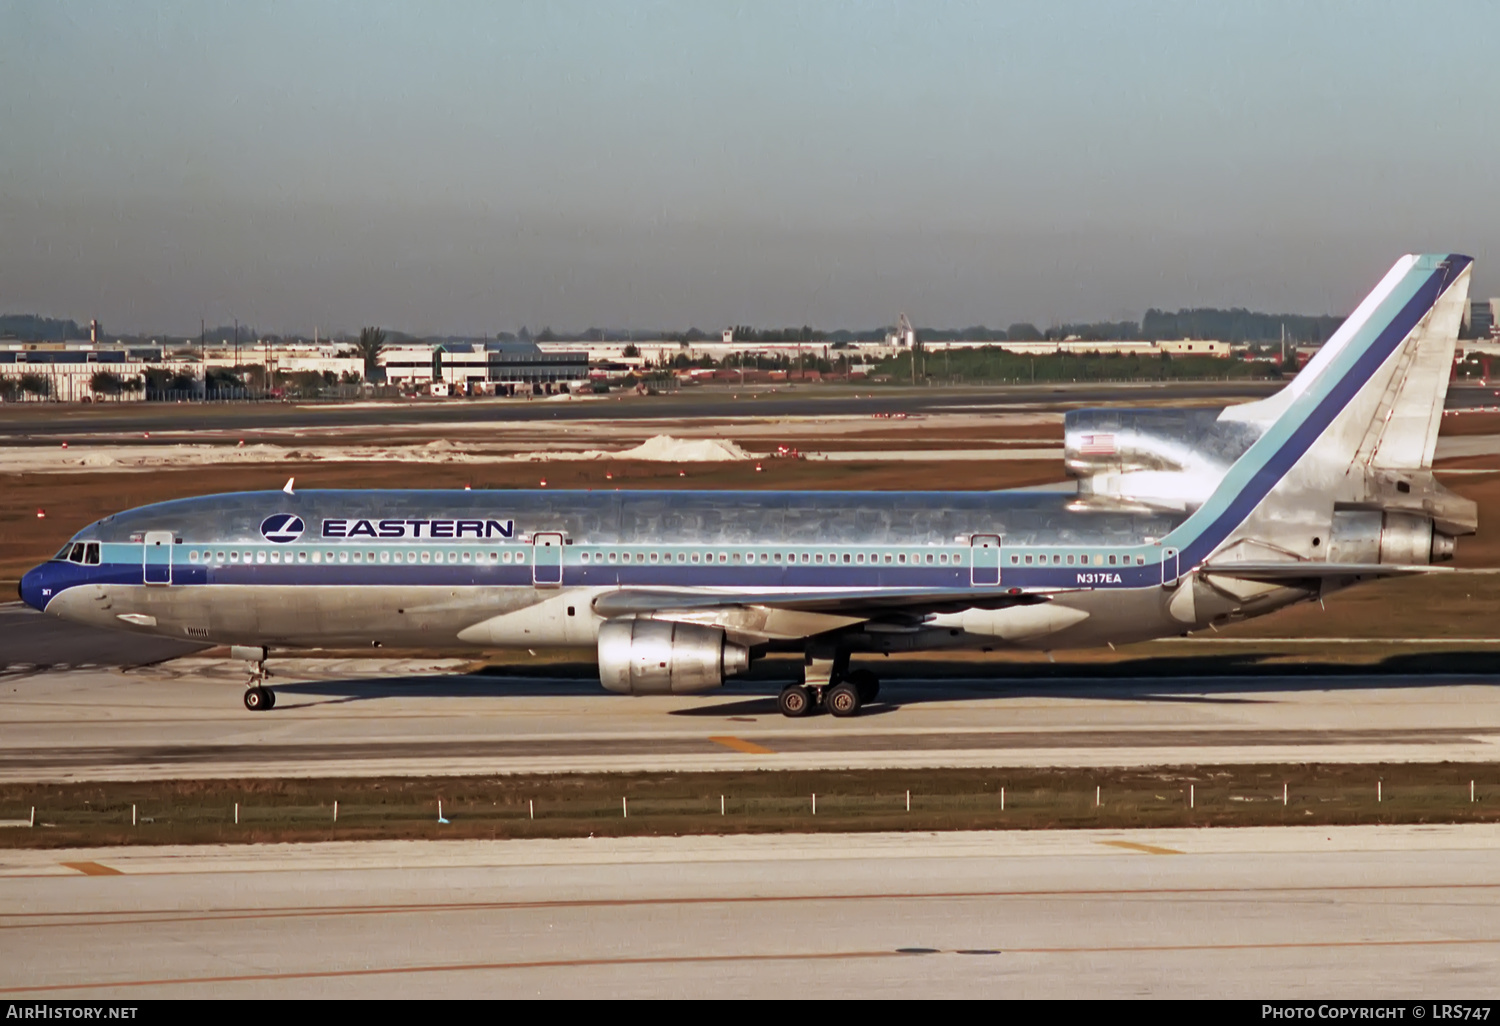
xmin=1171 ymin=254 xmax=1473 ymax=569
xmin=1224 ymin=255 xmax=1470 ymax=470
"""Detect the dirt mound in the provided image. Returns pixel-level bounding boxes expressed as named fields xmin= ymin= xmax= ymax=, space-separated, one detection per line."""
xmin=612 ymin=435 xmax=753 ymax=461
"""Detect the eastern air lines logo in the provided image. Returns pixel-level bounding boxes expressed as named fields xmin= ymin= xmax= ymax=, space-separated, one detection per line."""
xmin=260 ymin=514 xmax=306 ymax=544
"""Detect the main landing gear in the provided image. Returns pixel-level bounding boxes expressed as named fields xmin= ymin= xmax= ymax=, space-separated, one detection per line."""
xmin=777 ymin=659 xmax=880 ymax=718
xmin=232 ymin=645 xmax=276 ymax=712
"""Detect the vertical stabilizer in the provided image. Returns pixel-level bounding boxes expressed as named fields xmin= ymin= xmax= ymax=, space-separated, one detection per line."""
xmin=1168 ymin=254 xmax=1473 ymax=569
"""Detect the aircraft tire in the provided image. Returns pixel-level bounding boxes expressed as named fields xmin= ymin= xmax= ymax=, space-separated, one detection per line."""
xmin=777 ymin=684 xmax=813 ymax=718
xmin=826 ymin=681 xmax=862 ymax=718
xmin=847 ymin=669 xmax=880 ymax=703
xmin=244 ymin=686 xmax=272 ymax=712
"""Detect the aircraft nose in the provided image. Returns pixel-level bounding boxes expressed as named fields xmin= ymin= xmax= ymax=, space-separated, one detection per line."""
xmin=19 ymin=565 xmax=50 ymax=611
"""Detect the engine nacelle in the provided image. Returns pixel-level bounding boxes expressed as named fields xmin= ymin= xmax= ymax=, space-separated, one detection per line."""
xmin=1329 ymin=510 xmax=1455 ymax=565
xmin=597 ymin=618 xmax=750 ymax=695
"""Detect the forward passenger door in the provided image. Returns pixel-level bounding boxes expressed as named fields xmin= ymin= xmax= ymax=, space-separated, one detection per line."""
xmin=143 ymin=531 xmax=174 ymax=586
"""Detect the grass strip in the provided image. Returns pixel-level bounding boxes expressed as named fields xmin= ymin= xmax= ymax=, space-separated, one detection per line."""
xmin=2 ymin=762 xmax=1497 ymax=849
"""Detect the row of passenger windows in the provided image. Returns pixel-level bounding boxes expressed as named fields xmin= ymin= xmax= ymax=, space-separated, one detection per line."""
xmin=578 ymin=550 xmax=966 ymax=565
xmin=189 ymin=549 xmax=528 ymax=565
xmin=183 ymin=547 xmax=1147 ymax=568
xmin=1013 ymin=552 xmax=1146 ymax=566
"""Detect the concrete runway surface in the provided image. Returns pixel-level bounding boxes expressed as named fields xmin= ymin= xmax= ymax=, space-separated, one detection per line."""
xmin=5 ymin=655 xmax=1500 ymax=781
xmin=1 ymin=824 xmax=1497 ymax=998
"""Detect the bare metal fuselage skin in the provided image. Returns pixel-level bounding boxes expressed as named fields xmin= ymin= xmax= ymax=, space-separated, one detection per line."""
xmin=21 ymin=488 xmax=1228 ymax=656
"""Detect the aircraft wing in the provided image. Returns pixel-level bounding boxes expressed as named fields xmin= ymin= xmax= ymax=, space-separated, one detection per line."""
xmin=590 ymin=586 xmax=1068 ymax=642
xmin=592 ymin=586 xmax=1064 ymax=617
xmin=1198 ymin=562 xmax=1449 ymax=581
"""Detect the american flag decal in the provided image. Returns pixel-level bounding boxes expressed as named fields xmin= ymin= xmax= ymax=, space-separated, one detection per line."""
xmin=1079 ymin=433 xmax=1117 ymax=455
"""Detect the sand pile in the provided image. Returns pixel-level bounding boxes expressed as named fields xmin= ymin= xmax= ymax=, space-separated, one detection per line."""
xmin=611 ymin=435 xmax=752 ymax=461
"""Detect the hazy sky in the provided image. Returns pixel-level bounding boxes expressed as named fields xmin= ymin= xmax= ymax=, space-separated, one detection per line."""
xmin=3 ymin=1 xmax=1498 ymax=336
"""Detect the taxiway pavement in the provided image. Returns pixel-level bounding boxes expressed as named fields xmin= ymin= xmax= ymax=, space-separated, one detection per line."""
xmin=1 ymin=824 xmax=1496 ymax=998
xmin=5 ymin=654 xmax=1500 ymax=780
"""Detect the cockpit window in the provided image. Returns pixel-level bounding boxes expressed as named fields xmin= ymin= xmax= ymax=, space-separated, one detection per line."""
xmin=56 ymin=542 xmax=101 ymax=565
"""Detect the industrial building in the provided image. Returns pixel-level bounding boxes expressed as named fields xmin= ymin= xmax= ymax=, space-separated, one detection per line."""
xmin=378 ymin=342 xmax=589 ymax=395
xmin=1466 ymin=298 xmax=1499 ymax=339
xmin=0 ymin=343 xmax=188 ymax=402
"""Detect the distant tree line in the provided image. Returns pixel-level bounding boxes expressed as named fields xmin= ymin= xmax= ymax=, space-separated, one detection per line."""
xmin=0 ymin=306 xmax=1349 ymax=349
xmin=497 ymin=309 xmax=1345 ymax=346
xmin=874 ymin=347 xmax=1284 ymax=385
xmin=0 ymin=315 xmax=86 ymax=341
xmin=1140 ymin=308 xmax=1342 ymax=344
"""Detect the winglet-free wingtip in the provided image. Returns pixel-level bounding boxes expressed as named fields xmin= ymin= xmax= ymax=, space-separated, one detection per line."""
xmin=283 ymin=477 xmax=295 ymax=495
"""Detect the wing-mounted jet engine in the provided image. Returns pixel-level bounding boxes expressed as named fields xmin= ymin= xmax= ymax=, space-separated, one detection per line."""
xmin=597 ymin=618 xmax=751 ymax=695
